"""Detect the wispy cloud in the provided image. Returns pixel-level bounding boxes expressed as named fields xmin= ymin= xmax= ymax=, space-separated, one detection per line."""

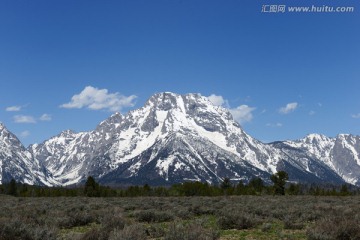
xmin=207 ymin=94 xmax=256 ymax=124
xmin=14 ymin=115 xmax=36 ymax=123
xmin=309 ymin=110 xmax=316 ymax=116
xmin=39 ymin=114 xmax=52 ymax=121
xmin=279 ymin=102 xmax=298 ymax=114
xmin=266 ymin=123 xmax=283 ymax=128
xmin=352 ymin=113 xmax=360 ymax=119
xmin=20 ymin=130 xmax=30 ymax=138
xmin=6 ymin=105 xmax=22 ymax=112
xmin=60 ymin=86 xmax=137 ymax=112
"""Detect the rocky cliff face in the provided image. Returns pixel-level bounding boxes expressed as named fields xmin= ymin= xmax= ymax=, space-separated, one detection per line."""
xmin=278 ymin=134 xmax=360 ymax=185
xmin=0 ymin=123 xmax=53 ymax=185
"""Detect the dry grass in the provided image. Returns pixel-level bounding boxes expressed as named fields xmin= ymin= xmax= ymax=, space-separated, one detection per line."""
xmin=0 ymin=194 xmax=359 ymax=239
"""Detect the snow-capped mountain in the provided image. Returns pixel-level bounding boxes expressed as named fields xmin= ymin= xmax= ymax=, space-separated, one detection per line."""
xmin=0 ymin=123 xmax=53 ymax=185
xmin=0 ymin=92 xmax=359 ymax=186
xmin=30 ymin=92 xmax=277 ymax=186
xmin=278 ymin=134 xmax=360 ymax=185
xmin=29 ymin=113 xmax=123 ymax=186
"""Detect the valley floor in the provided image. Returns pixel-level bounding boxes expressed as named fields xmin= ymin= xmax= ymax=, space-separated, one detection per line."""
xmin=0 ymin=195 xmax=359 ymax=239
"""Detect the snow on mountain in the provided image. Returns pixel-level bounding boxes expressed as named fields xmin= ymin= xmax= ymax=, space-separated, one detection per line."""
xmin=0 ymin=123 xmax=52 ymax=185
xmin=28 ymin=93 xmax=276 ymax=185
xmin=0 ymin=92 xmax=359 ymax=186
xmin=107 ymin=93 xmax=277 ymax=174
xmin=30 ymin=113 xmax=123 ymax=186
xmin=282 ymin=134 xmax=335 ymax=168
xmin=278 ymin=134 xmax=360 ymax=185
xmin=101 ymin=92 xmax=275 ymax=185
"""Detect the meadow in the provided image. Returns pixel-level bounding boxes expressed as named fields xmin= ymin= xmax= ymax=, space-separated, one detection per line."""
xmin=1 ymin=194 xmax=359 ymax=240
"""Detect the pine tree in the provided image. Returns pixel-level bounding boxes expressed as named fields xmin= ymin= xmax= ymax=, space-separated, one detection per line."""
xmin=340 ymin=184 xmax=350 ymax=196
xmin=8 ymin=179 xmax=17 ymax=196
xmin=248 ymin=177 xmax=264 ymax=194
xmin=221 ymin=177 xmax=232 ymax=195
xmin=270 ymin=171 xmax=288 ymax=195
xmin=84 ymin=176 xmax=100 ymax=197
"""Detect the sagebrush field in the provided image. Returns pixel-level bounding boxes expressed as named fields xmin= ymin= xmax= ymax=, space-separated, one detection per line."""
xmin=0 ymin=195 xmax=359 ymax=240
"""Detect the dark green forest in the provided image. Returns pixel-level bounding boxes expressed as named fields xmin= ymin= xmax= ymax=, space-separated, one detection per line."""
xmin=0 ymin=172 xmax=356 ymax=198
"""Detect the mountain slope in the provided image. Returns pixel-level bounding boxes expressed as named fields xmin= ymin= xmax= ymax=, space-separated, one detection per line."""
xmin=29 ymin=113 xmax=123 ymax=186
xmin=0 ymin=123 xmax=53 ymax=185
xmin=0 ymin=92 xmax=359 ymax=186
xmin=278 ymin=134 xmax=360 ymax=185
xmin=30 ymin=93 xmax=278 ymax=185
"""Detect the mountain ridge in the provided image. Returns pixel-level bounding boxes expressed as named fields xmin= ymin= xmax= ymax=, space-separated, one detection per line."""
xmin=1 ymin=92 xmax=359 ymax=186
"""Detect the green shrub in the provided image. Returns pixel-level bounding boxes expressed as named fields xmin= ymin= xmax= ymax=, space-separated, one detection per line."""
xmin=217 ymin=212 xmax=259 ymax=230
xmin=261 ymin=222 xmax=272 ymax=232
xmin=145 ymin=224 xmax=166 ymax=238
xmin=0 ymin=217 xmax=57 ymax=240
xmin=100 ymin=208 xmax=125 ymax=231
xmin=165 ymin=222 xmax=219 ymax=240
xmin=135 ymin=210 xmax=173 ymax=223
xmin=175 ymin=209 xmax=192 ymax=219
xmin=59 ymin=210 xmax=95 ymax=228
xmin=188 ymin=205 xmax=215 ymax=216
xmin=307 ymin=215 xmax=360 ymax=240
xmin=108 ymin=223 xmax=147 ymax=240
xmin=283 ymin=215 xmax=304 ymax=230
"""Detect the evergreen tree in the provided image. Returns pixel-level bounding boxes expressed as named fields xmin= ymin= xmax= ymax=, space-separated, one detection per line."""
xmin=270 ymin=171 xmax=288 ymax=195
xmin=220 ymin=177 xmax=232 ymax=195
xmin=340 ymin=184 xmax=351 ymax=196
xmin=248 ymin=177 xmax=264 ymax=194
xmin=143 ymin=184 xmax=152 ymax=196
xmin=8 ymin=179 xmax=17 ymax=196
xmin=84 ymin=176 xmax=100 ymax=197
xmin=234 ymin=180 xmax=243 ymax=195
xmin=220 ymin=178 xmax=231 ymax=189
xmin=287 ymin=183 xmax=300 ymax=195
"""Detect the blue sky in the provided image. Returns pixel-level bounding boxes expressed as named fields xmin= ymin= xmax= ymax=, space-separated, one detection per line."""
xmin=0 ymin=0 xmax=359 ymax=146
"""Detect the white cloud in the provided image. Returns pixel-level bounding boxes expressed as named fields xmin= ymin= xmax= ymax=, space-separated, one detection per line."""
xmin=6 ymin=106 xmax=22 ymax=112
xmin=279 ymin=102 xmax=298 ymax=114
xmin=39 ymin=114 xmax=52 ymax=121
xmin=229 ymin=105 xmax=256 ymax=124
xmin=309 ymin=110 xmax=316 ymax=116
xmin=207 ymin=94 xmax=229 ymax=107
xmin=266 ymin=123 xmax=283 ymax=127
xmin=14 ymin=115 xmax=36 ymax=123
xmin=208 ymin=94 xmax=255 ymax=124
xmin=60 ymin=86 xmax=137 ymax=112
xmin=352 ymin=113 xmax=360 ymax=119
xmin=20 ymin=130 xmax=30 ymax=138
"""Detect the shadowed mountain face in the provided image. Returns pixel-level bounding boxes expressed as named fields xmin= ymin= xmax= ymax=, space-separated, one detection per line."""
xmin=0 ymin=92 xmax=358 ymax=186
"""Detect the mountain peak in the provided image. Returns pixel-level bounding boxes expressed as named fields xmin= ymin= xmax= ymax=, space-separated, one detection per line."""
xmin=106 ymin=111 xmax=123 ymax=122
xmin=111 ymin=111 xmax=122 ymax=117
xmin=337 ymin=133 xmax=352 ymax=139
xmin=60 ymin=129 xmax=76 ymax=136
xmin=0 ymin=122 xmax=5 ymax=131
xmin=144 ymin=92 xmax=225 ymax=120
xmin=96 ymin=112 xmax=123 ymax=132
xmin=303 ymin=133 xmax=331 ymax=143
xmin=145 ymin=92 xmax=182 ymax=109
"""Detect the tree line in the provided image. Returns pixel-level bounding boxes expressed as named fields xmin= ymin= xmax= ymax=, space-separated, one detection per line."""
xmin=0 ymin=171 xmax=355 ymax=197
